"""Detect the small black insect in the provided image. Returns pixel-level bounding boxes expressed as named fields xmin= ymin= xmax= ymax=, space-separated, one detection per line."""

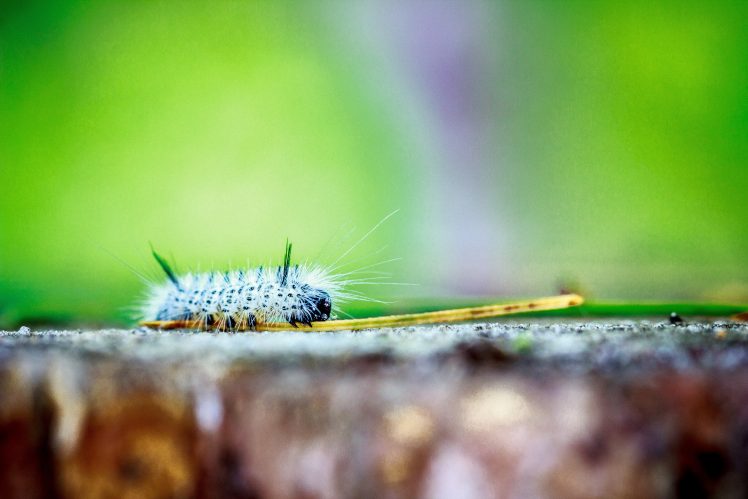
xmin=669 ymin=312 xmax=684 ymax=325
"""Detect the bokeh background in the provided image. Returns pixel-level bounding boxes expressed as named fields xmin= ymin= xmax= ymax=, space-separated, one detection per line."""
xmin=2 ymin=1 xmax=747 ymax=326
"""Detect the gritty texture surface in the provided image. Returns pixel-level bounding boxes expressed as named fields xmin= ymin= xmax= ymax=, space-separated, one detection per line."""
xmin=2 ymin=319 xmax=748 ymax=499
xmin=2 ymin=319 xmax=747 ymax=370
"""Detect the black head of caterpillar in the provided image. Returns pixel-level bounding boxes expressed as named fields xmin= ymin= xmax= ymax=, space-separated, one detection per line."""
xmin=142 ymin=241 xmax=341 ymax=330
xmin=293 ymin=283 xmax=332 ymax=325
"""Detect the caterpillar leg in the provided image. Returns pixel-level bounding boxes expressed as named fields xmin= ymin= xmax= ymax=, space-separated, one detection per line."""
xmin=232 ymin=313 xmax=257 ymax=331
xmin=198 ymin=314 xmax=233 ymax=331
xmin=288 ymin=318 xmax=313 ymax=328
xmin=211 ymin=313 xmax=259 ymax=332
xmin=213 ymin=314 xmax=236 ymax=331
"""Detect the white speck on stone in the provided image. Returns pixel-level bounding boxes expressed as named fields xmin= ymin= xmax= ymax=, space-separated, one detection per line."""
xmin=195 ymin=386 xmax=224 ymax=432
xmin=47 ymin=359 xmax=85 ymax=455
xmin=461 ymin=385 xmax=533 ymax=431
xmin=297 ymin=440 xmax=337 ymax=497
xmin=18 ymin=326 xmax=30 ymax=334
xmin=423 ymin=443 xmax=494 ymax=499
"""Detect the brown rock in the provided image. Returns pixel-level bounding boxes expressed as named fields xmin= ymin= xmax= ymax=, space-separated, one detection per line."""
xmin=1 ymin=321 xmax=748 ymax=498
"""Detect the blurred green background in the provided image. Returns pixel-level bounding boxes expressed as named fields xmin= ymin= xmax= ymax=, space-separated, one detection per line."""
xmin=1 ymin=1 xmax=747 ymax=326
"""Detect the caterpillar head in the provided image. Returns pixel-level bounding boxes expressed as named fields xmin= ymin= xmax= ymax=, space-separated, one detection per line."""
xmin=310 ymin=291 xmax=332 ymax=322
xmin=280 ymin=241 xmax=335 ymax=326
xmin=290 ymin=287 xmax=331 ymax=326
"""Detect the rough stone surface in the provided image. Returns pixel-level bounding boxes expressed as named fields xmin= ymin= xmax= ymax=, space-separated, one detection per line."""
xmin=1 ymin=319 xmax=748 ymax=498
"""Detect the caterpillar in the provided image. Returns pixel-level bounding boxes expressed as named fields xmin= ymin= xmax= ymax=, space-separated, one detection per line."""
xmin=141 ymin=241 xmax=343 ymax=330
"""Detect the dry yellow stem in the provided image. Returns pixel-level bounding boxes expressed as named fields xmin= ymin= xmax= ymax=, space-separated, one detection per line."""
xmin=733 ymin=312 xmax=748 ymax=322
xmin=139 ymin=294 xmax=584 ymax=332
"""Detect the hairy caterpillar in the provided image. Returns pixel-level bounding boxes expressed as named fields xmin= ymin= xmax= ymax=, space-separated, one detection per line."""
xmin=141 ymin=241 xmax=343 ymax=330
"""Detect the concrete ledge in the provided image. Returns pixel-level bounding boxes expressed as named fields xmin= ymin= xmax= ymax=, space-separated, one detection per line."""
xmin=1 ymin=320 xmax=747 ymax=498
